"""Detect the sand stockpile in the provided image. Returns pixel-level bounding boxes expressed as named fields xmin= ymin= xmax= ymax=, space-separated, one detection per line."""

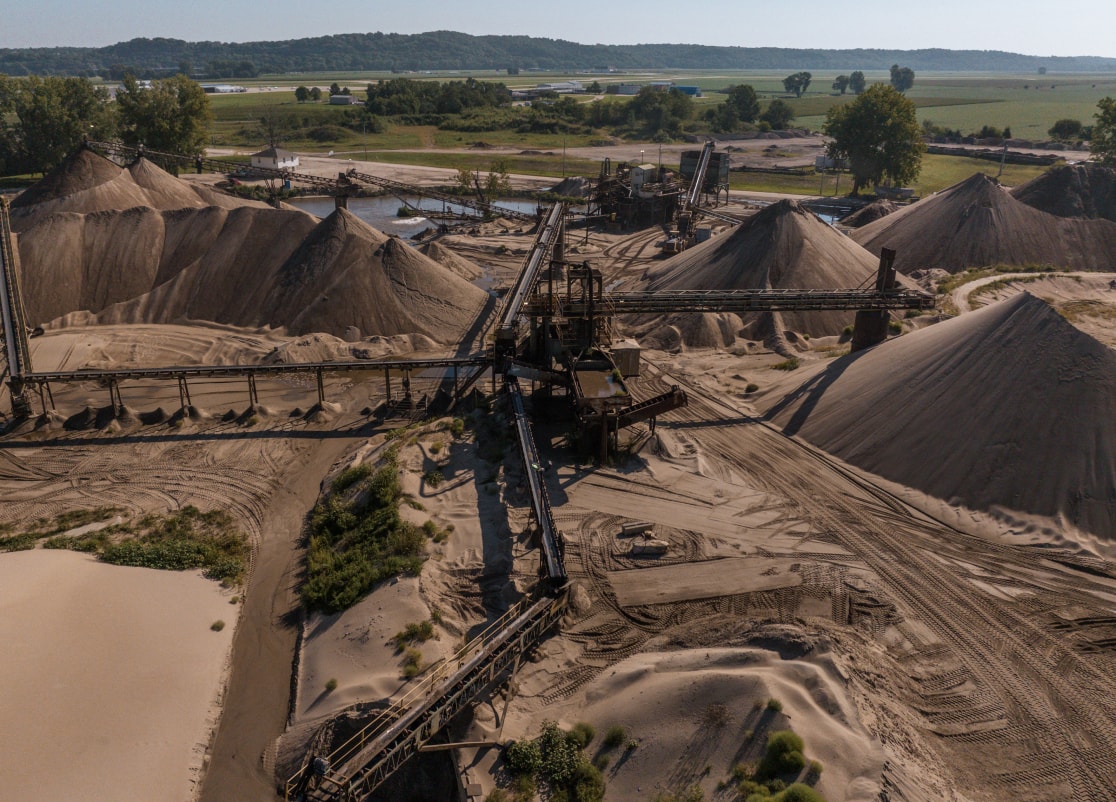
xmin=762 ymin=292 xmax=1116 ymax=539
xmin=839 ymin=199 xmax=899 ymax=228
xmin=852 ymin=173 xmax=1116 ymax=274
xmin=1011 ymin=163 xmax=1116 ymax=222
xmin=16 ymin=192 xmax=491 ymax=341
xmin=636 ymin=200 xmax=896 ymax=344
xmin=9 ymin=149 xmax=272 ymax=227
xmin=418 ymin=239 xmax=485 ymax=280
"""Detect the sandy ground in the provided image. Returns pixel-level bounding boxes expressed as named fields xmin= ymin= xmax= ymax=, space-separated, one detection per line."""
xmin=10 ymin=156 xmax=1116 ymax=802
xmin=0 ymin=550 xmax=235 ymax=802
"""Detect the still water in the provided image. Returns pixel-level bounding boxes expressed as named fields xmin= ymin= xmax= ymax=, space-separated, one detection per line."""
xmin=288 ymin=195 xmax=540 ymax=234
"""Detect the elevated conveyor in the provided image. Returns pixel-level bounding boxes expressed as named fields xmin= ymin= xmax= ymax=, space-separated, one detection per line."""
xmin=494 ymin=202 xmax=567 ymax=357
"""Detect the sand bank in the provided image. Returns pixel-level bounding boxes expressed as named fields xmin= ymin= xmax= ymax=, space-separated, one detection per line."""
xmin=0 ymin=550 xmax=236 ymax=801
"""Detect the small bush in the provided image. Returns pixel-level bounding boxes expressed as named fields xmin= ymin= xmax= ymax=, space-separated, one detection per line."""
xmin=325 ymin=678 xmax=338 ymax=692
xmin=774 ymin=784 xmax=825 ymax=802
xmin=593 ymin=753 xmax=610 ymax=770
xmin=402 ymin=647 xmax=423 ymax=678
xmin=756 ymin=730 xmax=806 ymax=780
xmin=746 ymin=383 xmax=760 ymax=393
xmin=430 ymin=440 xmax=444 ymax=454
xmin=332 ymin=463 xmax=372 ymax=492
xmin=771 ymin=358 xmax=800 ymax=371
xmin=626 ymin=739 xmax=639 ymax=751
xmin=602 ymin=725 xmax=627 ymax=749
xmin=394 ymin=619 xmax=436 ymax=650
xmin=506 ymin=738 xmax=542 ymax=776
xmin=210 ymin=620 xmax=226 ymax=631
xmin=423 ymin=470 xmax=444 ymax=488
xmin=450 ymin=417 xmax=466 ymax=438
xmin=766 ymin=698 xmax=784 ymax=712
xmin=485 ymin=790 xmax=509 ymax=802
xmin=569 ymin=721 xmax=596 ymax=748
xmin=887 ymin=319 xmax=902 ymax=333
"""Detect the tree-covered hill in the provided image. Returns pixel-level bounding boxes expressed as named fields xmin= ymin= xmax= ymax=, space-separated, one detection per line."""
xmin=3 ymin=31 xmax=1115 ymax=78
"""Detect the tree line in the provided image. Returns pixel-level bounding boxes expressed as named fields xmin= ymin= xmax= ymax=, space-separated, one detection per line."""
xmin=4 ymin=32 xmax=1116 ymax=77
xmin=0 ymin=74 xmax=210 ymax=176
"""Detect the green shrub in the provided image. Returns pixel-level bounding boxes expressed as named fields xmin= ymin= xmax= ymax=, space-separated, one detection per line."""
xmin=770 ymin=358 xmax=800 ymax=371
xmin=210 ymin=620 xmax=225 ymax=631
xmin=757 ymin=731 xmax=806 ymax=780
xmin=746 ymin=383 xmax=760 ymax=393
xmin=569 ymin=721 xmax=595 ymax=749
xmin=505 ymin=738 xmax=542 ymax=776
xmin=773 ymin=784 xmax=825 ymax=802
xmin=569 ymin=761 xmax=605 ymax=802
xmin=766 ymin=698 xmax=784 ymax=712
xmin=402 ymin=647 xmax=423 ymax=678
xmin=332 ymin=463 xmax=372 ymax=492
xmin=626 ymin=738 xmax=639 ymax=751
xmin=653 ymin=786 xmax=704 ymax=802
xmin=423 ymin=470 xmax=444 ymax=488
xmin=393 ymin=619 xmax=436 ymax=650
xmin=592 ymin=753 xmax=610 ymax=770
xmin=325 ymin=678 xmax=338 ymax=692
xmin=450 ymin=417 xmax=466 ymax=438
xmin=430 ymin=440 xmax=444 ymax=454
xmin=538 ymin=721 xmax=581 ymax=786
xmin=887 ymin=319 xmax=902 ymax=333
xmin=807 ymin=760 xmax=823 ymax=781
xmin=485 ymin=790 xmax=509 ymax=802
xmin=602 ymin=725 xmax=627 ymax=749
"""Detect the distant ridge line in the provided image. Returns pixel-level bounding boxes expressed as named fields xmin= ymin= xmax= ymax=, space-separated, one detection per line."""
xmin=2 ymin=32 xmax=1115 ymax=77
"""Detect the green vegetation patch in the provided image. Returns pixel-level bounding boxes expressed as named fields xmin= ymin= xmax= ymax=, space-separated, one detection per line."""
xmin=302 ymin=447 xmax=426 ymax=613
xmin=22 ymin=506 xmax=250 ymax=584
xmin=503 ymin=721 xmax=607 ymax=802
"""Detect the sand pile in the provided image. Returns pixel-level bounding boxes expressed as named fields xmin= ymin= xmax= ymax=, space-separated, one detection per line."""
xmin=762 ymin=293 xmax=1116 ymax=538
xmin=9 ymin=149 xmax=272 ymax=226
xmin=13 ymin=153 xmax=492 ymax=341
xmin=852 ymin=173 xmax=1116 ymax=273
xmin=840 ymin=199 xmax=899 ymax=228
xmin=636 ymin=200 xmax=892 ymax=345
xmin=547 ymin=175 xmax=592 ymax=198
xmin=419 ymin=240 xmax=485 ymax=280
xmin=1011 ymin=163 xmax=1116 ymax=222
xmin=98 ymin=209 xmax=491 ymax=341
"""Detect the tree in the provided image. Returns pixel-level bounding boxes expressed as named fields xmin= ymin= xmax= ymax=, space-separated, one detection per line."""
xmin=725 ymin=84 xmax=760 ymax=122
xmin=782 ymin=71 xmax=812 ymax=98
xmin=761 ymin=99 xmax=795 ymax=130
xmin=823 ymin=83 xmax=925 ymax=194
xmin=116 ymin=74 xmax=211 ymax=157
xmin=329 ymin=82 xmax=341 ymax=97
xmin=586 ymin=80 xmax=602 ymax=94
xmin=629 ymin=86 xmax=693 ymax=136
xmin=889 ymin=64 xmax=915 ymax=93
xmin=1049 ymin=118 xmax=1083 ymax=140
xmin=1092 ymin=97 xmax=1116 ymax=166
xmin=309 ymin=86 xmax=322 ymax=101
xmin=849 ymin=71 xmax=867 ymax=94
xmin=832 ymin=75 xmax=850 ymax=95
xmin=295 ymin=85 xmax=310 ymax=103
xmin=0 ymin=75 xmax=115 ymax=175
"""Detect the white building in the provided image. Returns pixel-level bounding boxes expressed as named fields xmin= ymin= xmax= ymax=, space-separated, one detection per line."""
xmin=250 ymin=147 xmax=299 ymax=170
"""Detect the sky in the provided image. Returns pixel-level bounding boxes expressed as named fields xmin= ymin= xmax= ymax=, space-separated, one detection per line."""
xmin=3 ymin=0 xmax=1116 ymax=59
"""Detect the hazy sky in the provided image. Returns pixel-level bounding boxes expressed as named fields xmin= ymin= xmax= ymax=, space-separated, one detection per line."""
xmin=3 ymin=0 xmax=1115 ymax=58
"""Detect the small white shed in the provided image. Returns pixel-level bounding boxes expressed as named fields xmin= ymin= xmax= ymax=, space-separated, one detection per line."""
xmin=250 ymin=147 xmax=299 ymax=170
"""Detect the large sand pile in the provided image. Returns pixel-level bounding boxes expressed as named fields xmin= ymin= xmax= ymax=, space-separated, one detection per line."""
xmin=852 ymin=173 xmax=1116 ymax=273
xmin=636 ymin=200 xmax=892 ymax=344
xmin=1011 ymin=163 xmax=1116 ymax=222
xmin=13 ymin=155 xmax=492 ymax=341
xmin=839 ymin=199 xmax=899 ymax=228
xmin=762 ymin=292 xmax=1116 ymax=538
xmin=9 ymin=149 xmax=273 ymax=225
xmin=419 ymin=239 xmax=485 ymax=280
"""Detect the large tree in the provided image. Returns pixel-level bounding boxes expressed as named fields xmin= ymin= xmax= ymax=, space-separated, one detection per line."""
xmin=782 ymin=71 xmax=812 ymax=98
xmin=724 ymin=84 xmax=760 ymax=122
xmin=761 ymin=99 xmax=795 ymax=130
xmin=1093 ymin=97 xmax=1116 ymax=165
xmin=849 ymin=71 xmax=867 ymax=94
xmin=0 ymin=75 xmax=115 ymax=175
xmin=832 ymin=75 xmax=850 ymax=95
xmin=889 ymin=64 xmax=915 ymax=93
xmin=823 ymin=83 xmax=924 ymax=194
xmin=115 ymin=74 xmax=211 ymax=156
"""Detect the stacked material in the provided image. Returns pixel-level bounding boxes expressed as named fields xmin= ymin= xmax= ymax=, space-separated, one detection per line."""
xmin=763 ymin=293 xmax=1116 ymax=537
xmin=637 ymin=200 xmax=893 ymax=345
xmin=12 ymin=152 xmax=490 ymax=341
xmin=1011 ymin=163 xmax=1116 ymax=222
xmin=853 ymin=173 xmax=1116 ymax=273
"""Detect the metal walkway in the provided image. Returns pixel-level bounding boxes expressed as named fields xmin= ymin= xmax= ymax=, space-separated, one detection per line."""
xmin=539 ymin=288 xmax=935 ymax=316
xmin=285 ymin=595 xmax=565 ymax=801
xmin=494 ymin=202 xmax=567 ymax=354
